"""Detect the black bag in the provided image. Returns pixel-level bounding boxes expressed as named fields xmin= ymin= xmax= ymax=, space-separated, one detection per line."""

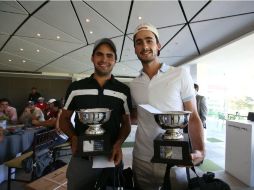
xmin=186 ymin=167 xmax=231 ymax=190
xmin=22 ymin=156 xmax=33 ymax=173
xmin=121 ymin=167 xmax=134 ymax=189
xmin=21 ymin=149 xmax=53 ymax=178
xmin=42 ymin=159 xmax=67 ymax=176
xmin=94 ymin=166 xmax=134 ymax=190
xmin=34 ymin=149 xmax=53 ymax=178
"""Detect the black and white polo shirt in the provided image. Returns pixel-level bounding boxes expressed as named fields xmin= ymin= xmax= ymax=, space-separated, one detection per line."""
xmin=63 ymin=74 xmax=132 ymax=142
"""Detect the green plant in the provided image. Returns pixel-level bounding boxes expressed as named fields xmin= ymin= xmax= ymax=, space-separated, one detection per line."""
xmin=0 ymin=115 xmax=9 ymax=121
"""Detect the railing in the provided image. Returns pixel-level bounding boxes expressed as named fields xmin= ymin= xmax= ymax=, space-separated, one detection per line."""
xmin=218 ymin=112 xmax=248 ymax=121
xmin=227 ymin=114 xmax=248 ymax=120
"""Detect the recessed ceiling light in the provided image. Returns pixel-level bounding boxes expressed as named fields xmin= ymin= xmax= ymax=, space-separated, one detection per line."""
xmin=36 ymin=49 xmax=40 ymax=53
xmin=89 ymin=31 xmax=93 ymax=34
xmin=22 ymin=60 xmax=26 ymax=63
xmin=8 ymin=59 xmax=12 ymax=62
xmin=20 ymin=48 xmax=24 ymax=51
xmin=86 ymin=19 xmax=90 ymax=23
xmin=57 ymin=36 xmax=60 ymax=39
xmin=138 ymin=16 xmax=142 ymax=20
xmin=37 ymin=33 xmax=41 ymax=37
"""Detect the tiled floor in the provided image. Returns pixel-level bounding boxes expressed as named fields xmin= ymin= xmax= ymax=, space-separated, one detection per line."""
xmin=1 ymin=118 xmax=254 ymax=190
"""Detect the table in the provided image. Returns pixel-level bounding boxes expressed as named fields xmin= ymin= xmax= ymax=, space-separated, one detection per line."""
xmin=0 ymin=126 xmax=44 ymax=183
xmin=26 ymin=165 xmax=67 ymax=190
xmin=0 ymin=127 xmax=41 ymax=164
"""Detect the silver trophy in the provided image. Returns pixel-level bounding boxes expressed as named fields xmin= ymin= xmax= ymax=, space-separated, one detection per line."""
xmin=152 ymin=111 xmax=193 ymax=165
xmin=76 ymin=108 xmax=112 ymax=135
xmin=154 ymin=111 xmax=191 ymax=140
xmin=153 ymin=111 xmax=193 ymax=189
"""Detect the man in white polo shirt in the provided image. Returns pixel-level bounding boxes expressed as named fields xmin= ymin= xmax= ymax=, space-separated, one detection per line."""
xmin=130 ymin=23 xmax=205 ymax=190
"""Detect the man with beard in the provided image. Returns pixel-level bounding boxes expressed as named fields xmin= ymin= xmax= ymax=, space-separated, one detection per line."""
xmin=59 ymin=38 xmax=132 ymax=190
xmin=130 ymin=23 xmax=205 ymax=190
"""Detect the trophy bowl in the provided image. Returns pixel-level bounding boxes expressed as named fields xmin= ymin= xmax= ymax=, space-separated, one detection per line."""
xmin=76 ymin=108 xmax=112 ymax=135
xmin=154 ymin=111 xmax=191 ymax=140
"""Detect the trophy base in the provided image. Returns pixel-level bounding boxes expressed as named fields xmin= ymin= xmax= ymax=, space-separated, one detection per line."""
xmin=151 ymin=133 xmax=193 ymax=166
xmin=77 ymin=133 xmax=111 ymax=157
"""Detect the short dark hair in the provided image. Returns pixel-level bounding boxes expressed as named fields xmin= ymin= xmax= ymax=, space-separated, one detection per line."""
xmin=53 ymin=100 xmax=62 ymax=109
xmin=194 ymin=83 xmax=199 ymax=91
xmin=0 ymin=98 xmax=11 ymax=104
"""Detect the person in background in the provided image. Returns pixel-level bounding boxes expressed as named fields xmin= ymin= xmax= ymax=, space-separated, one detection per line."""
xmin=44 ymin=98 xmax=57 ymax=120
xmin=35 ymin=97 xmax=47 ymax=113
xmin=59 ymin=38 xmax=132 ymax=190
xmin=130 ymin=23 xmax=205 ymax=190
xmin=0 ymin=99 xmax=8 ymax=120
xmin=0 ymin=103 xmax=7 ymax=141
xmin=194 ymin=83 xmax=208 ymax=129
xmin=28 ymin=87 xmax=41 ymax=103
xmin=32 ymin=100 xmax=67 ymax=145
xmin=19 ymin=101 xmax=45 ymax=126
xmin=60 ymin=97 xmax=65 ymax=108
xmin=0 ymin=98 xmax=18 ymax=124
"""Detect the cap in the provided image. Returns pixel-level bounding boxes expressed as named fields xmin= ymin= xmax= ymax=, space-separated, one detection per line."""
xmin=38 ymin=97 xmax=44 ymax=100
xmin=92 ymin=38 xmax=117 ymax=60
xmin=28 ymin=101 xmax=34 ymax=105
xmin=47 ymin=98 xmax=56 ymax=104
xmin=133 ymin=23 xmax=159 ymax=40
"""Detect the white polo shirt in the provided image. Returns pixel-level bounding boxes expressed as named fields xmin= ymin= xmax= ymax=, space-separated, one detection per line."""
xmin=130 ymin=64 xmax=195 ymax=162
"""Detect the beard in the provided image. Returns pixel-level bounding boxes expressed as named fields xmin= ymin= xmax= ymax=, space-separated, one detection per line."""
xmin=94 ymin=67 xmax=113 ymax=77
xmin=137 ymin=50 xmax=157 ymax=64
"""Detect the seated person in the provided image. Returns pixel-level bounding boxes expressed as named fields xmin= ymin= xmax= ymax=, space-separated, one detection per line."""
xmin=0 ymin=98 xmax=18 ymax=124
xmin=19 ymin=101 xmax=45 ymax=127
xmin=32 ymin=100 xmax=67 ymax=145
xmin=35 ymin=97 xmax=47 ymax=113
xmin=44 ymin=98 xmax=57 ymax=120
xmin=0 ymin=105 xmax=7 ymax=141
xmin=0 ymin=103 xmax=8 ymax=119
xmin=0 ymin=127 xmax=4 ymax=142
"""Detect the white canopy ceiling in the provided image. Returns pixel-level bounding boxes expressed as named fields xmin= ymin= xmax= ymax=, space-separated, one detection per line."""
xmin=0 ymin=0 xmax=253 ymax=78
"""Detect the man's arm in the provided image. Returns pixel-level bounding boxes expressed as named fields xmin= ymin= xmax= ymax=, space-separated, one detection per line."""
xmin=184 ymin=98 xmax=205 ymax=165
xmin=7 ymin=107 xmax=18 ymax=124
xmin=130 ymin=108 xmax=137 ymax=125
xmin=32 ymin=118 xmax=56 ymax=127
xmin=59 ymin=109 xmax=77 ymax=154
xmin=110 ymin=114 xmax=131 ymax=165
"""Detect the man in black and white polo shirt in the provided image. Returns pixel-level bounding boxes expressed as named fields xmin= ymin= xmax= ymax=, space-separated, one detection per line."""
xmin=59 ymin=38 xmax=132 ymax=190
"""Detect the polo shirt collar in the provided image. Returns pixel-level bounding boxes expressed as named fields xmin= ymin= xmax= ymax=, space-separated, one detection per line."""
xmin=139 ymin=63 xmax=170 ymax=76
xmin=88 ymin=73 xmax=117 ymax=84
xmin=160 ymin=63 xmax=170 ymax=73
